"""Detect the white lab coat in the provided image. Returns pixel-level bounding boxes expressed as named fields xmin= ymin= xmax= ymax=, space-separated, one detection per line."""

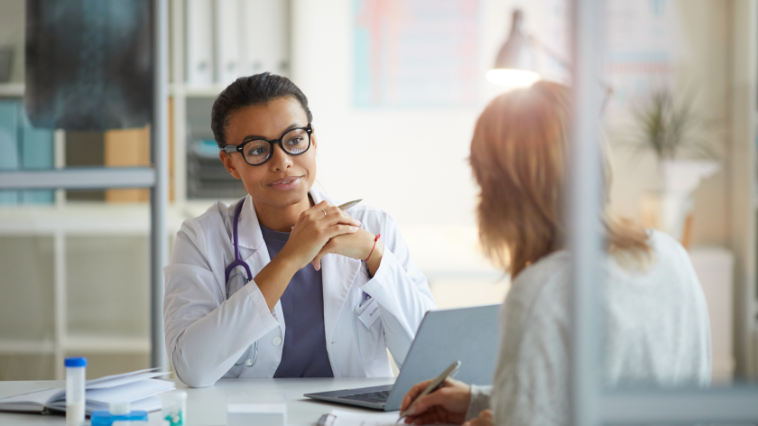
xmin=163 ymin=188 xmax=436 ymax=387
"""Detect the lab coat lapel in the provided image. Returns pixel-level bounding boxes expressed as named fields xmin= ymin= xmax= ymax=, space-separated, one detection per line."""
xmin=321 ymin=253 xmax=362 ymax=349
xmin=237 ymin=194 xmax=264 ymax=252
xmin=310 ymin=189 xmax=362 ymax=347
xmin=234 ymin=195 xmax=285 ymax=324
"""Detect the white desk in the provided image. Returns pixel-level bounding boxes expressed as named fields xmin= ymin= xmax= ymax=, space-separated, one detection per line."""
xmin=0 ymin=377 xmax=397 ymax=426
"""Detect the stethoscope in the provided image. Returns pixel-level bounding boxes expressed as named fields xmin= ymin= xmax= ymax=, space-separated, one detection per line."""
xmin=225 ymin=198 xmax=259 ymax=368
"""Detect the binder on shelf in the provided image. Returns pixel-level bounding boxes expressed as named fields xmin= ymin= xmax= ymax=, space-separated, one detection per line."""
xmin=215 ymin=0 xmax=241 ymax=85
xmin=240 ymin=0 xmax=290 ymax=77
xmin=0 ymin=100 xmax=19 ymax=205
xmin=104 ymin=125 xmax=151 ymax=203
xmin=186 ymin=0 xmax=215 ymax=86
xmin=18 ymin=103 xmax=54 ymax=204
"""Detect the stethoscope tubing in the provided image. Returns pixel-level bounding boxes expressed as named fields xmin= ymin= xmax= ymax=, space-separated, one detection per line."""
xmin=225 ymin=198 xmax=253 ymax=283
xmin=226 ymin=198 xmax=259 ymax=368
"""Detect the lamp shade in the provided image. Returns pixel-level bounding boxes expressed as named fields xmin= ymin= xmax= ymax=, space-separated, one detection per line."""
xmin=487 ymin=10 xmax=540 ymax=88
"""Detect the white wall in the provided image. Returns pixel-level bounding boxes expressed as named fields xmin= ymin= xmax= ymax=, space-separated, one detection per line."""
xmin=290 ymin=0 xmax=569 ymax=231
xmin=289 ymin=0 xmax=517 ymax=286
xmin=287 ymin=0 xmax=736 ymax=295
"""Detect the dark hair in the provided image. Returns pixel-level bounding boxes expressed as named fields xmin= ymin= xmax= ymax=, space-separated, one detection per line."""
xmin=211 ymin=72 xmax=313 ymax=148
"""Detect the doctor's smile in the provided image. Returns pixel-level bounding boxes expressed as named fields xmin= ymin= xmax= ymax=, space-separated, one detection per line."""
xmin=267 ymin=176 xmax=303 ymax=191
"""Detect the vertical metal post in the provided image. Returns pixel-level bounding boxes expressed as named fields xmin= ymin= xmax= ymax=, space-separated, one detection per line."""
xmin=568 ymin=1 xmax=602 ymax=426
xmin=151 ymin=0 xmax=169 ymax=370
xmin=171 ymin=0 xmax=187 ymax=205
xmin=53 ymin=230 xmax=67 ymax=380
xmin=54 ymin=130 xmax=66 ymax=207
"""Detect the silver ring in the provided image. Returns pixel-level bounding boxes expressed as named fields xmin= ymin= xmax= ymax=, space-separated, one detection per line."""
xmin=323 ymin=209 xmax=327 ymax=217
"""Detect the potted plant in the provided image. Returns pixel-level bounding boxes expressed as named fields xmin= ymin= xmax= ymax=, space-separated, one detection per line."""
xmin=632 ymin=88 xmax=720 ymax=247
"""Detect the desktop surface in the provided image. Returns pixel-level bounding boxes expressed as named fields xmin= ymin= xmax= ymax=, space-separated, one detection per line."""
xmin=0 ymin=377 xmax=397 ymax=426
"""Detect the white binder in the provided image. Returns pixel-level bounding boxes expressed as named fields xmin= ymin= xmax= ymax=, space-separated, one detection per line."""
xmin=186 ymin=0 xmax=214 ymax=86
xmin=215 ymin=0 xmax=241 ymax=85
xmin=240 ymin=0 xmax=290 ymax=77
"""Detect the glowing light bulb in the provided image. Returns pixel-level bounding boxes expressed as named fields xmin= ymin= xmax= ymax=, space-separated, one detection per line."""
xmin=486 ymin=69 xmax=540 ymax=89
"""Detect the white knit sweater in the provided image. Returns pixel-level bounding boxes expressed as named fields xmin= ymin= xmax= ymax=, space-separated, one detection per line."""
xmin=465 ymin=230 xmax=711 ymax=425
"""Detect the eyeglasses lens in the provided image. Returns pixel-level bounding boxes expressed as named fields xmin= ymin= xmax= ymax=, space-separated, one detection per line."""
xmin=282 ymin=128 xmax=310 ymax=155
xmin=241 ymin=128 xmax=311 ymax=166
xmin=243 ymin=140 xmax=271 ymax=165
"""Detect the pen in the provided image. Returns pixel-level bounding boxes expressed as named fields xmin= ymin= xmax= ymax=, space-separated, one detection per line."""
xmin=337 ymin=199 xmax=362 ymax=210
xmin=398 ymin=360 xmax=462 ymax=419
xmin=291 ymin=199 xmax=363 ymax=229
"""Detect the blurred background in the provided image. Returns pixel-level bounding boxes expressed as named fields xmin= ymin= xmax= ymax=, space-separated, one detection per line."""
xmin=0 ymin=0 xmax=755 ymax=387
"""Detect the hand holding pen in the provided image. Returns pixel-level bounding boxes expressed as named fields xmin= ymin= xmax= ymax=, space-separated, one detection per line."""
xmin=399 ymin=361 xmax=472 ymax=425
xmin=303 ymin=199 xmax=383 ymax=274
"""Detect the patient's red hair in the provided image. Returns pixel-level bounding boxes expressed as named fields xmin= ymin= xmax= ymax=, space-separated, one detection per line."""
xmin=470 ymin=81 xmax=651 ymax=278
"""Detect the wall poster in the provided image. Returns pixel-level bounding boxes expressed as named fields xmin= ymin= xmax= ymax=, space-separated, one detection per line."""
xmin=353 ymin=0 xmax=480 ymax=108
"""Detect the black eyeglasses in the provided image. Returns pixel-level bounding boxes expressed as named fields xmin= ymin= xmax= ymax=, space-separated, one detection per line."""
xmin=222 ymin=124 xmax=313 ymax=166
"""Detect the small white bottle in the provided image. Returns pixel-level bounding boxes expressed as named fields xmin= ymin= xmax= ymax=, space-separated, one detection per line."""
xmin=161 ymin=390 xmax=187 ymax=426
xmin=65 ymin=357 xmax=87 ymax=426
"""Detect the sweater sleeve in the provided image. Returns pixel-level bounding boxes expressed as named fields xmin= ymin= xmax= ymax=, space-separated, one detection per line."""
xmin=465 ymin=385 xmax=492 ymax=421
xmin=490 ymin=261 xmax=571 ymax=426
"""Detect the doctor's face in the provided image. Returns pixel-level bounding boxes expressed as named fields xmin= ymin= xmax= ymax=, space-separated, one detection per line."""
xmin=219 ymin=96 xmax=317 ymax=209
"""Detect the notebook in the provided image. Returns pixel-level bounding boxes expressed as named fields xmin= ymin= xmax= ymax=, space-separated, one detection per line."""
xmin=0 ymin=368 xmax=175 ymax=415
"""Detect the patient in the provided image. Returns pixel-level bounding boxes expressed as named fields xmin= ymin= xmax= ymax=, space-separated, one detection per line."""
xmin=400 ymin=82 xmax=711 ymax=426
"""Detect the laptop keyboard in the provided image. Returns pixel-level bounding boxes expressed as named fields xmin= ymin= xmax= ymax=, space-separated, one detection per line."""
xmin=337 ymin=390 xmax=391 ymax=404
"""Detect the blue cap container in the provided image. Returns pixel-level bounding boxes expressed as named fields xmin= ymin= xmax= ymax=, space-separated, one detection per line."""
xmin=90 ymin=410 xmax=149 ymax=426
xmin=64 ymin=357 xmax=87 ymax=367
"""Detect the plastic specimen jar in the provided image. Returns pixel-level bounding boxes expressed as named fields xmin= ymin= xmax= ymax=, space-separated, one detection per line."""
xmin=65 ymin=357 xmax=87 ymax=426
xmin=161 ymin=390 xmax=187 ymax=426
xmin=227 ymin=392 xmax=286 ymax=426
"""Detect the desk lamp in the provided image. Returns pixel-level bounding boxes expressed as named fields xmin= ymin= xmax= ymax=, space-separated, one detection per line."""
xmin=488 ymin=10 xmax=612 ymax=110
xmin=486 ymin=10 xmax=541 ymax=89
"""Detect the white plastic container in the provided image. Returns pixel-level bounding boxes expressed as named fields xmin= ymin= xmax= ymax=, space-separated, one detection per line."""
xmin=65 ymin=357 xmax=87 ymax=426
xmin=161 ymin=390 xmax=187 ymax=426
xmin=227 ymin=393 xmax=286 ymax=426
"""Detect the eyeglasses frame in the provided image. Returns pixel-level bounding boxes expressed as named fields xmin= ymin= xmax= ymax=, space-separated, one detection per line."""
xmin=221 ymin=124 xmax=313 ymax=166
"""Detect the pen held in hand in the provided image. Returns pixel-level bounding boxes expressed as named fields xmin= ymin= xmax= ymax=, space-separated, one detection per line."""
xmin=398 ymin=360 xmax=462 ymax=420
xmin=337 ymin=199 xmax=362 ymax=210
xmin=291 ymin=199 xmax=363 ymax=229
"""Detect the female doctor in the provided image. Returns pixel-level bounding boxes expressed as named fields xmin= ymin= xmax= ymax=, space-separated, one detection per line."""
xmin=163 ymin=72 xmax=436 ymax=388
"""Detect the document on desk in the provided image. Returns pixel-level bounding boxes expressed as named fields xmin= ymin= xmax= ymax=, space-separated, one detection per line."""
xmin=0 ymin=369 xmax=174 ymax=415
xmin=318 ymin=409 xmax=400 ymax=426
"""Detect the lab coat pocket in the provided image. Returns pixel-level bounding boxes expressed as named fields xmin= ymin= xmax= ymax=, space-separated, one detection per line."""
xmin=355 ymin=298 xmax=383 ymax=366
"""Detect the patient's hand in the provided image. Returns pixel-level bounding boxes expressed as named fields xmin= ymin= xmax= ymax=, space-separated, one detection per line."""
xmin=464 ymin=409 xmax=493 ymax=426
xmin=401 ymin=378 xmax=471 ymax=425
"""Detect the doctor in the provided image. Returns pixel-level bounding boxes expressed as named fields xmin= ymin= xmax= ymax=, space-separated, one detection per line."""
xmin=163 ymin=72 xmax=436 ymax=388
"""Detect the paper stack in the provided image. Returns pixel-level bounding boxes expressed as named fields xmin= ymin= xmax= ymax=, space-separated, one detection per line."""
xmin=0 ymin=368 xmax=174 ymax=415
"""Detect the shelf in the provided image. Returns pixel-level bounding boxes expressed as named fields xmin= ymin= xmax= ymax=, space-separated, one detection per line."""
xmin=0 ymin=336 xmax=151 ymax=354
xmin=169 ymin=83 xmax=226 ymax=97
xmin=0 ymin=83 xmax=24 ymax=97
xmin=0 ymin=201 xmax=221 ymax=235
xmin=65 ymin=335 xmax=150 ymax=353
xmin=0 ymin=167 xmax=156 ymax=190
xmin=0 ymin=339 xmax=55 ymax=354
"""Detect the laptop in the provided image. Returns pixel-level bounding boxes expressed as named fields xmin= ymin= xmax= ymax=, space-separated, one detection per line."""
xmin=304 ymin=304 xmax=500 ymax=411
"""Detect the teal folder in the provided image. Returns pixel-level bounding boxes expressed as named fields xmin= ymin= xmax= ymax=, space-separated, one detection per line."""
xmin=18 ymin=103 xmax=54 ymax=204
xmin=0 ymin=101 xmax=19 ymax=205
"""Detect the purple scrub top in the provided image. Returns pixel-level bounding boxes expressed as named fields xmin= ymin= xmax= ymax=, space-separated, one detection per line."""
xmin=259 ymin=224 xmax=334 ymax=378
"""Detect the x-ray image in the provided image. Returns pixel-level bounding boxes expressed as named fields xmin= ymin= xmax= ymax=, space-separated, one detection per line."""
xmin=25 ymin=0 xmax=152 ymax=131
